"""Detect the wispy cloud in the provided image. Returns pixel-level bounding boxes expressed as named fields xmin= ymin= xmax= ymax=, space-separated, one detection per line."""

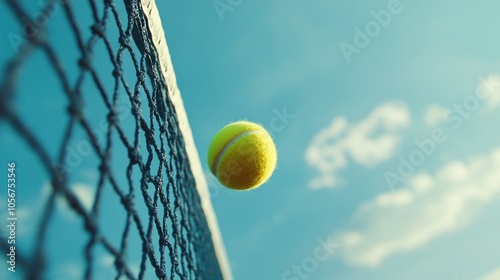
xmin=480 ymin=267 xmax=500 ymax=280
xmin=335 ymin=148 xmax=500 ymax=267
xmin=60 ymin=262 xmax=82 ymax=280
xmin=70 ymin=184 xmax=95 ymax=212
xmin=42 ymin=182 xmax=95 ymax=219
xmin=478 ymin=74 xmax=500 ymax=111
xmin=423 ymin=104 xmax=450 ymax=127
xmin=100 ymin=254 xmax=115 ymax=268
xmin=305 ymin=101 xmax=410 ymax=189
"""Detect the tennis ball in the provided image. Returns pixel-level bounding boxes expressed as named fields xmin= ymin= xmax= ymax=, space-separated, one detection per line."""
xmin=207 ymin=121 xmax=277 ymax=190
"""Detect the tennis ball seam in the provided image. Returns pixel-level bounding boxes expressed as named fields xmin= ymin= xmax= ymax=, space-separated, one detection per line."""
xmin=212 ymin=129 xmax=265 ymax=177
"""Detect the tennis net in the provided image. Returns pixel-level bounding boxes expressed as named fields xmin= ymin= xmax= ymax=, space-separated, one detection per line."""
xmin=0 ymin=0 xmax=232 ymax=279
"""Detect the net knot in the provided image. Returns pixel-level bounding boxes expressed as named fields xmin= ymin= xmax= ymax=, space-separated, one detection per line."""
xmin=112 ymin=67 xmax=122 ymax=78
xmin=22 ymin=19 xmax=47 ymax=45
xmin=128 ymin=147 xmax=140 ymax=164
xmin=114 ymin=255 xmax=127 ymax=273
xmin=119 ymin=35 xmax=131 ymax=47
xmin=90 ymin=22 xmax=105 ymax=37
xmin=99 ymin=162 xmax=110 ymax=175
xmin=84 ymin=216 xmax=99 ymax=235
xmin=78 ymin=55 xmax=92 ymax=70
xmin=107 ymin=111 xmax=119 ymax=127
xmin=121 ymin=193 xmax=135 ymax=208
xmin=137 ymin=71 xmax=145 ymax=83
xmin=67 ymin=95 xmax=84 ymax=119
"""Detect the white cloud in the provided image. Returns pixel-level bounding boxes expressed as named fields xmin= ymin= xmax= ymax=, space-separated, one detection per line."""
xmin=42 ymin=182 xmax=95 ymax=219
xmin=423 ymin=104 xmax=450 ymax=127
xmin=477 ymin=74 xmax=500 ymax=110
xmin=480 ymin=267 xmax=500 ymax=280
xmin=335 ymin=148 xmax=500 ymax=267
xmin=16 ymin=208 xmax=31 ymax=236
xmin=305 ymin=101 xmax=410 ymax=189
xmin=60 ymin=262 xmax=82 ymax=280
xmin=71 ymin=184 xmax=94 ymax=211
xmin=100 ymin=254 xmax=115 ymax=267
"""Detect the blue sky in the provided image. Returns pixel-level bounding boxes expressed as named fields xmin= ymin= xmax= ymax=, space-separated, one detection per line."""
xmin=1 ymin=0 xmax=500 ymax=279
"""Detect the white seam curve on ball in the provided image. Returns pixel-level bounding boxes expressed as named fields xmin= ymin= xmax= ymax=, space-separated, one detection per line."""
xmin=213 ymin=130 xmax=265 ymax=177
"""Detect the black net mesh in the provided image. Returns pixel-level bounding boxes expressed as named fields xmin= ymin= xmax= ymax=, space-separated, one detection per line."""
xmin=0 ymin=0 xmax=224 ymax=279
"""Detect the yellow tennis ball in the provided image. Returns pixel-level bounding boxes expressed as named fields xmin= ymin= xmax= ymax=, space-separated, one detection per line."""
xmin=207 ymin=121 xmax=277 ymax=190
